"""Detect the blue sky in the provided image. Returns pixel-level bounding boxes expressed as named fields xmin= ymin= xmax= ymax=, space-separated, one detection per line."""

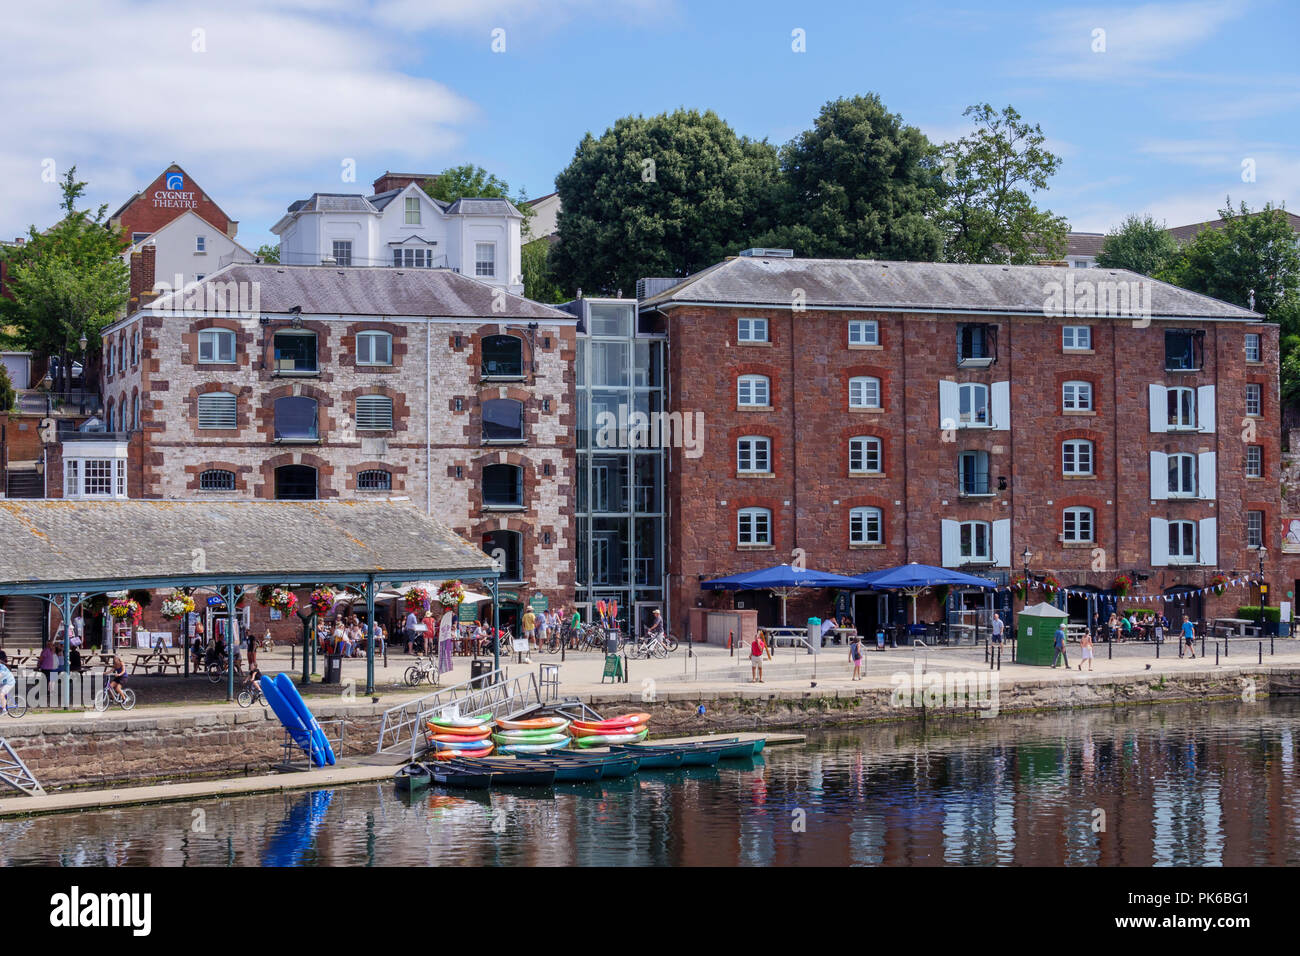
xmin=1 ymin=0 xmax=1297 ymax=252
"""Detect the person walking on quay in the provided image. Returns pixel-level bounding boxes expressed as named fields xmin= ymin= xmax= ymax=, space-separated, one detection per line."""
xmin=521 ymin=606 xmax=537 ymax=654
xmin=1078 ymin=629 xmax=1095 ymax=672
xmin=749 ymin=633 xmax=766 ymax=683
xmin=991 ymin=613 xmax=1004 ymax=648
xmin=1052 ymin=623 xmax=1069 ymax=669
xmin=0 ymin=652 xmax=15 ymax=713
xmin=421 ymin=608 xmax=436 ymax=657
xmin=849 ymin=634 xmax=863 ymax=680
xmin=1180 ymin=618 xmax=1197 ymax=659
xmin=37 ymin=642 xmax=57 ymax=690
xmin=404 ymin=608 xmax=419 ymax=655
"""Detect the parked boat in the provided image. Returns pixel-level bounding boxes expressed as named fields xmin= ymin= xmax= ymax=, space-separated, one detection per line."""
xmin=526 ymin=751 xmax=642 ymax=778
xmin=492 ymin=732 xmax=569 ymax=747
xmin=570 ymin=712 xmax=651 ymax=732
xmin=435 ymin=736 xmax=499 ymax=751
xmin=497 ymin=738 xmax=571 ymax=754
xmin=612 ymin=742 xmax=724 ymax=766
xmin=432 ymin=743 xmax=493 ymax=759
xmin=427 ymin=713 xmax=493 ymax=731
xmin=488 ymin=757 xmax=602 ymax=783
xmin=602 ymin=746 xmax=683 ymax=770
xmin=393 ymin=762 xmax=433 ymax=792
xmin=430 ymin=766 xmax=495 ymax=789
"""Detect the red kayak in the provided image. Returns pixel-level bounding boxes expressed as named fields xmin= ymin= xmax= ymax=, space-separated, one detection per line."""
xmin=571 ymin=712 xmax=651 ymax=732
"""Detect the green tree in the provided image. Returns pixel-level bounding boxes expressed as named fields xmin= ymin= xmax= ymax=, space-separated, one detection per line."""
xmin=754 ymin=93 xmax=945 ymax=260
xmin=0 ymin=365 xmax=14 ymax=414
xmin=421 ymin=164 xmax=534 ymax=233
xmin=937 ymin=104 xmax=1068 ymax=263
xmin=1162 ymin=200 xmax=1299 ymax=315
xmin=254 ymin=243 xmax=280 ymax=263
xmin=0 ymin=167 xmax=129 ymax=394
xmin=1096 ymin=214 xmax=1180 ymax=276
xmin=549 ymin=108 xmax=779 ymax=296
xmin=521 ymin=239 xmax=565 ymax=304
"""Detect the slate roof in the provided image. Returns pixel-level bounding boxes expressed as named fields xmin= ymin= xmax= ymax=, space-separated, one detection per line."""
xmin=1167 ymin=211 xmax=1300 ymax=244
xmin=285 ymin=194 xmax=378 ymax=215
xmin=145 ymin=264 xmax=573 ymax=320
xmin=443 ymin=197 xmax=523 ymax=218
xmin=1065 ymin=232 xmax=1106 ymax=258
xmin=0 ymin=500 xmax=496 ymax=592
xmin=638 ymin=256 xmax=1263 ymax=321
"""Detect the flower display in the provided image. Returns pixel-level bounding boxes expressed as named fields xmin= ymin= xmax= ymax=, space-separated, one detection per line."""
xmin=404 ymin=586 xmax=431 ymax=614
xmin=1041 ymin=573 xmax=1061 ymax=594
xmin=437 ymin=580 xmax=465 ymax=607
xmin=1111 ymin=573 xmax=1133 ymax=598
xmin=160 ymin=591 xmax=196 ymax=621
xmin=257 ymin=585 xmax=299 ymax=614
xmin=1010 ymin=575 xmax=1028 ymax=602
xmin=109 ymin=598 xmax=143 ymax=627
xmin=308 ymin=587 xmax=336 ymax=616
xmin=1209 ymin=573 xmax=1229 ymax=596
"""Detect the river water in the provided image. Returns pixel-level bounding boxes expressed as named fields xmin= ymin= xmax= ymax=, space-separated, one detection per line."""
xmin=4 ymin=699 xmax=1299 ymax=866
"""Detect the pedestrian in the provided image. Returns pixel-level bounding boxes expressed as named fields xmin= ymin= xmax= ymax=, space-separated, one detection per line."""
xmin=404 ymin=608 xmax=419 ymax=655
xmin=1052 ymin=623 xmax=1069 ymax=669
xmin=1078 ymin=628 xmax=1094 ymax=671
xmin=37 ymin=642 xmax=57 ymax=688
xmin=749 ymin=633 xmax=767 ymax=683
xmin=849 ymin=634 xmax=863 ymax=680
xmin=991 ymin=613 xmax=1004 ymax=647
xmin=421 ymin=608 xmax=435 ymax=657
xmin=521 ymin=606 xmax=537 ymax=652
xmin=1180 ymin=618 xmax=1197 ymax=659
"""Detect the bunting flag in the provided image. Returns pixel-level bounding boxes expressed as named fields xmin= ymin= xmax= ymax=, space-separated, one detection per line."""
xmin=983 ymin=573 xmax=1262 ymax=603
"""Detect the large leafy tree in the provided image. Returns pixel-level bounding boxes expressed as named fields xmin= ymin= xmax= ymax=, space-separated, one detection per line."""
xmin=0 ymin=167 xmax=129 ymax=394
xmin=549 ymin=109 xmax=779 ymax=296
xmin=421 ymin=164 xmax=534 ymax=232
xmin=254 ymin=243 xmax=280 ymax=263
xmin=521 ymin=239 xmax=565 ymax=304
xmin=1096 ymin=214 xmax=1181 ymax=276
xmin=937 ymin=104 xmax=1068 ymax=263
xmin=755 ymin=94 xmax=945 ymax=260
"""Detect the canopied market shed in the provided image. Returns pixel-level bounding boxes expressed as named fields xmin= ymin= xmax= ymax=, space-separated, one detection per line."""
xmin=0 ymin=500 xmax=499 ymax=699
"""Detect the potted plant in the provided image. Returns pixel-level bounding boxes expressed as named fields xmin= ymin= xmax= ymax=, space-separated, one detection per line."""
xmin=257 ymin=585 xmax=299 ymax=614
xmin=1209 ymin=573 xmax=1229 ymax=596
xmin=160 ymin=590 xmax=195 ymax=621
xmin=1009 ymin=575 xmax=1028 ymax=602
xmin=404 ymin=587 xmax=431 ymax=614
xmin=437 ymin=580 xmax=466 ymax=607
xmin=1041 ymin=573 xmax=1061 ymax=595
xmin=109 ymin=597 xmax=142 ymax=628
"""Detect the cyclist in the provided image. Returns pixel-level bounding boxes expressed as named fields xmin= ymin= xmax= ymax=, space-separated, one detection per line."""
xmin=106 ymin=655 xmax=127 ymax=700
xmin=645 ymin=609 xmax=666 ymax=643
xmin=0 ymin=651 xmax=14 ymax=712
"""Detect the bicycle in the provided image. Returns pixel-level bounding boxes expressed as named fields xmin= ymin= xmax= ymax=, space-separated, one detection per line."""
xmin=404 ymin=656 xmax=439 ymax=687
xmin=2 ymin=689 xmax=27 ymax=718
xmin=237 ymin=677 xmax=268 ymax=709
xmin=94 ymin=682 xmax=136 ymax=712
xmin=207 ymin=656 xmax=244 ymax=684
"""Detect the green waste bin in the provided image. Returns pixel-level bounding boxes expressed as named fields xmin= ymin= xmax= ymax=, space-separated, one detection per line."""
xmin=1016 ymin=603 xmax=1069 ymax=666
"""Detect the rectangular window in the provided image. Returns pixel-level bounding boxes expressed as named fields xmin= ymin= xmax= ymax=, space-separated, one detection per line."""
xmin=738 ymin=376 xmax=770 ymax=407
xmin=356 ymin=331 xmax=392 ymax=366
xmin=737 ymin=437 xmax=771 ymax=473
xmin=1245 ymin=333 xmax=1261 ymax=362
xmin=356 ymin=395 xmax=394 ymax=431
xmin=66 ymin=458 xmax=125 ymax=499
xmin=197 ymin=329 xmax=235 ymax=364
xmin=850 ymin=508 xmax=883 ymax=545
xmin=1168 ymin=522 xmax=1196 ymax=562
xmin=1247 ymin=445 xmax=1263 ymax=478
xmin=849 ymin=437 xmax=881 ymax=473
xmin=1246 ymin=383 xmax=1262 ymax=416
xmin=957 ymin=324 xmax=995 ymax=366
xmin=960 ymin=521 xmax=991 ymax=561
xmin=849 ymin=378 xmax=881 ymax=409
xmin=332 ymin=240 xmax=352 ymax=267
xmin=1063 ymin=381 xmax=1093 ymax=411
xmin=1063 ymin=508 xmax=1094 ymax=543
xmin=1164 ymin=329 xmax=1202 ymax=371
xmin=405 ymin=196 xmax=421 ymax=225
xmin=1062 ymin=326 xmax=1091 ymax=351
xmin=195 ymin=235 xmax=206 ymax=253
xmin=958 ymin=383 xmax=989 ymax=425
xmin=274 ymin=332 xmax=318 ymax=374
xmin=475 ymin=243 xmax=496 ymax=277
xmin=1062 ymin=440 xmax=1094 ymax=475
xmin=848 ymin=320 xmax=879 ymax=346
xmin=737 ymin=509 xmax=771 ymax=546
xmin=1248 ymin=510 xmax=1264 ymax=549
xmin=197 ymin=393 xmax=237 ymax=430
xmin=959 ymin=451 xmax=990 ymax=495
xmin=737 ymin=318 xmax=769 ymax=343
xmin=392 ymin=247 xmax=431 ymax=268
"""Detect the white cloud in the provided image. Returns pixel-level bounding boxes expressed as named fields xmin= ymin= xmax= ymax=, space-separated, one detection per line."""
xmin=370 ymin=0 xmax=671 ymax=31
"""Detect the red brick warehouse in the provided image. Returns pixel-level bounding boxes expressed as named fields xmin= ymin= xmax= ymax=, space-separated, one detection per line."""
xmin=639 ymin=252 xmax=1280 ymax=636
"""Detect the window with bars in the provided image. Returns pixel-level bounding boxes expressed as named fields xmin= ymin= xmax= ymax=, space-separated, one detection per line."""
xmin=199 ymin=469 xmax=236 ymax=491
xmin=358 ymin=469 xmax=392 ymax=491
xmin=849 ymin=436 xmax=882 ymax=473
xmin=197 ymin=392 xmax=237 ymax=430
xmin=355 ymin=395 xmax=393 ymax=431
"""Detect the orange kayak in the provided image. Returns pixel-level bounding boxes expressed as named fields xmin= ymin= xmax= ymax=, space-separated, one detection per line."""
xmin=433 ymin=744 xmax=492 ymax=759
xmin=571 ymin=722 xmax=647 ymax=738
xmin=496 ymin=716 xmax=570 ymax=731
xmin=428 ymin=721 xmax=491 ymax=740
xmin=571 ymin=713 xmax=651 ymax=732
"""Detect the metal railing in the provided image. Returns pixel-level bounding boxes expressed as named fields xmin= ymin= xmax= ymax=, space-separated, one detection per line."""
xmin=376 ymin=667 xmax=545 ymax=756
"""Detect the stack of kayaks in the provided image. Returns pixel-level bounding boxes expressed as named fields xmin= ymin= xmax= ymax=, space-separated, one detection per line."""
xmin=427 ymin=713 xmax=494 ymax=759
xmin=492 ymin=715 xmax=572 ymax=753
xmin=570 ymin=712 xmax=651 ymax=747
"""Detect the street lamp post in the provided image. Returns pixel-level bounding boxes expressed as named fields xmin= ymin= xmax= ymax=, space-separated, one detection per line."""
xmin=77 ymin=335 xmax=88 ymax=415
xmin=1259 ymin=545 xmax=1268 ymax=609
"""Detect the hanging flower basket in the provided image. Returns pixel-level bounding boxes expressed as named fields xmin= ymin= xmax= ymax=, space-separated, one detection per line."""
xmin=437 ymin=580 xmax=465 ymax=607
xmin=405 ymin=587 xmax=431 ymax=614
xmin=308 ymin=587 xmax=336 ymax=616
xmin=1209 ymin=573 xmax=1229 ymax=596
xmin=160 ymin=591 xmax=196 ymax=621
xmin=257 ymin=586 xmax=298 ymax=614
xmin=109 ymin=598 xmax=143 ymax=627
xmin=1010 ymin=575 xmax=1028 ymax=602
xmin=1111 ymin=573 xmax=1133 ymax=598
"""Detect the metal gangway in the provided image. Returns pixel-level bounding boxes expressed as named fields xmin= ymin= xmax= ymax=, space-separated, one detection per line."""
xmin=0 ymin=739 xmax=44 ymax=796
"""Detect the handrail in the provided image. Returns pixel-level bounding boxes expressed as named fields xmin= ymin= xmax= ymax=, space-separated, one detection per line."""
xmin=375 ymin=666 xmax=547 ymax=755
xmin=376 ymin=667 xmax=509 ymax=754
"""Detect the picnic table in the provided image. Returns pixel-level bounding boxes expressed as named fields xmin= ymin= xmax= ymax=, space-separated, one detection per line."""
xmin=1212 ymin=617 xmax=1254 ymax=638
xmin=131 ymin=651 xmax=183 ymax=675
xmin=761 ymin=627 xmax=811 ymax=650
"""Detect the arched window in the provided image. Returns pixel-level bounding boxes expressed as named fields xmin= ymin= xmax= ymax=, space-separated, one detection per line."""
xmin=132 ymin=393 xmax=140 ymax=430
xmin=357 ymin=469 xmax=392 ymax=491
xmin=483 ymin=529 xmax=523 ymax=581
xmin=849 ymin=436 xmax=882 ymax=474
xmin=482 ymin=399 xmax=524 ymax=442
xmin=737 ymin=374 xmax=770 ymax=407
xmin=274 ymin=464 xmax=317 ymax=500
xmin=848 ymin=376 xmax=881 ymax=409
xmin=737 ymin=436 xmax=771 ymax=473
xmin=850 ymin=506 xmax=883 ymax=545
xmin=199 ymin=469 xmax=236 ymax=492
xmin=481 ymin=335 xmax=523 ymax=378
xmin=483 ymin=464 xmax=523 ymax=506
xmin=737 ymin=507 xmax=772 ymax=546
xmin=355 ymin=395 xmax=393 ymax=431
xmin=274 ymin=396 xmax=318 ymax=441
xmin=1062 ymin=439 xmax=1094 ymax=476
xmin=1063 ymin=506 xmax=1094 ymax=542
xmin=355 ymin=330 xmax=392 ymax=366
xmin=197 ymin=392 xmax=237 ymax=430
xmin=1168 ymin=453 xmax=1196 ymax=497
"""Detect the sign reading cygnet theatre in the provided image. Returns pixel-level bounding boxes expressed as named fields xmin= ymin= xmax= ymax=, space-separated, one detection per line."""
xmin=109 ymin=164 xmax=238 ymax=242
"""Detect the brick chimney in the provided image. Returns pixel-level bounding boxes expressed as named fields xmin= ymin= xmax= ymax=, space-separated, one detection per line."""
xmin=371 ymin=172 xmax=438 ymax=194
xmin=128 ymin=244 xmax=156 ymax=312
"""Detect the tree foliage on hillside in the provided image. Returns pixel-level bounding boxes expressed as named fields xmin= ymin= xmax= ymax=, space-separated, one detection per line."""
xmin=1096 ymin=214 xmax=1181 ymax=276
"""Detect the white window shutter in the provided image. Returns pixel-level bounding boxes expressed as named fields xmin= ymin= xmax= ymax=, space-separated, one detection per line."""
xmin=941 ymin=519 xmax=960 ymax=567
xmin=1197 ymin=451 xmax=1216 ymax=500
xmin=1149 ymin=451 xmax=1168 ymax=500
xmin=992 ymin=519 xmax=1011 ymax=567
xmin=1150 ymin=517 xmax=1169 ymax=566
xmin=1197 ymin=385 xmax=1216 ymax=434
xmin=991 ymin=382 xmax=1011 ymax=431
xmin=938 ymin=380 xmax=958 ymax=429
xmin=1199 ymin=517 xmax=1217 ymax=566
xmin=1149 ymin=384 xmax=1167 ymax=433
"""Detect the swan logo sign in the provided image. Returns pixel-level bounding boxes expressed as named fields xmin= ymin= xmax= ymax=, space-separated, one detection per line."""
xmin=165 ymin=172 xmax=184 ymax=190
xmin=49 ymin=886 xmax=151 ymax=936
